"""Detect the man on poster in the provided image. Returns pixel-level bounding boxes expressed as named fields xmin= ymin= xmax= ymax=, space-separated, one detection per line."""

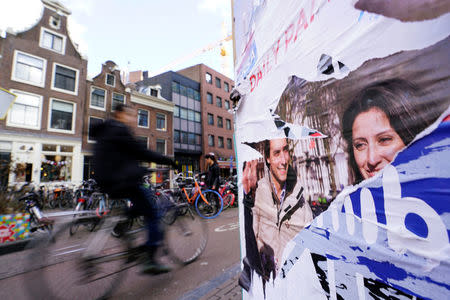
xmin=241 ymin=138 xmax=313 ymax=287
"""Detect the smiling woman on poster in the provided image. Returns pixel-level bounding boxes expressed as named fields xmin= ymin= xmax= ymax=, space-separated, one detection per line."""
xmin=341 ymin=78 xmax=433 ymax=184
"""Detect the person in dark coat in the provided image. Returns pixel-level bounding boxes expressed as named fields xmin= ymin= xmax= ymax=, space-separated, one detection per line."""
xmin=199 ymin=152 xmax=221 ymax=214
xmin=91 ymin=104 xmax=176 ymax=274
xmin=204 ymin=152 xmax=220 ymax=190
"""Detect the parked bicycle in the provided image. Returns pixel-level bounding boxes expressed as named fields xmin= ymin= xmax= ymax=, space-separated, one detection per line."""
xmin=170 ymin=172 xmax=224 ymax=219
xmin=25 ymin=194 xmax=208 ymax=299
xmin=70 ymin=179 xmax=109 ymax=235
xmin=48 ymin=183 xmax=75 ymax=209
xmin=218 ymin=177 xmax=238 ymax=210
xmin=17 ymin=186 xmax=53 ymax=234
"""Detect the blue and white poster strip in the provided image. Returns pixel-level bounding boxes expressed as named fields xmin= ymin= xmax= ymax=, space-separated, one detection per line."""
xmin=233 ymin=0 xmax=450 ymax=299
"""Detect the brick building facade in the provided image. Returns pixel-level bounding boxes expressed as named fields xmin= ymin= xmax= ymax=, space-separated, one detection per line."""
xmin=0 ymin=0 xmax=87 ymax=184
xmin=0 ymin=1 xmax=174 ymax=186
xmin=177 ymin=64 xmax=236 ymax=174
xmin=82 ymin=61 xmax=174 ymax=181
xmin=135 ymin=71 xmax=202 ymax=175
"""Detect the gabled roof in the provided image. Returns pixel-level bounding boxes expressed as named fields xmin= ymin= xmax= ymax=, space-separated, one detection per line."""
xmin=42 ymin=0 xmax=71 ymax=16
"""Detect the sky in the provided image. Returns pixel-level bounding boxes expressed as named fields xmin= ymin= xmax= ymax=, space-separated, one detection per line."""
xmin=0 ymin=0 xmax=235 ymax=79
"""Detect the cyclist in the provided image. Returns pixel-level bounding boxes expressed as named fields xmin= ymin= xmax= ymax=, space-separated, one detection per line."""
xmin=91 ymin=103 xmax=177 ymax=274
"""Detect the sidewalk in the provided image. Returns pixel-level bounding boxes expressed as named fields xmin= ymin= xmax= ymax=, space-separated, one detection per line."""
xmin=179 ymin=263 xmax=242 ymax=300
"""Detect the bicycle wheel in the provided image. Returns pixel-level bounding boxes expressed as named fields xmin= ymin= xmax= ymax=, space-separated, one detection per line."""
xmin=222 ymin=193 xmax=235 ymax=210
xmin=69 ymin=201 xmax=83 ymax=236
xmin=26 ymin=220 xmax=128 ymax=300
xmin=194 ymin=189 xmax=223 ymax=219
xmin=172 ymin=192 xmax=188 ymax=216
xmin=164 ymin=206 xmax=208 ymax=265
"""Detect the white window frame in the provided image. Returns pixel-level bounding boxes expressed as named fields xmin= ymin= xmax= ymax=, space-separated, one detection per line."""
xmin=89 ymin=86 xmax=107 ymax=111
xmin=137 ymin=109 xmax=149 ymax=128
xmin=156 ymin=139 xmax=166 ymax=155
xmin=6 ymin=89 xmax=43 ymax=130
xmin=106 ymin=74 xmax=115 ymax=87
xmin=47 ymin=98 xmax=76 ymax=134
xmin=51 ymin=62 xmax=79 ymax=96
xmin=87 ymin=116 xmax=104 ymax=143
xmin=11 ymin=50 xmax=47 ymax=88
xmin=39 ymin=27 xmax=66 ymax=54
xmin=156 ymin=113 xmax=167 ymax=131
xmin=111 ymin=92 xmax=125 ymax=111
xmin=49 ymin=15 xmax=61 ymax=29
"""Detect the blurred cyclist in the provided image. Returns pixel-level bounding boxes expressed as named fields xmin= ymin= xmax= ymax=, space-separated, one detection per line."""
xmin=91 ymin=103 xmax=177 ymax=274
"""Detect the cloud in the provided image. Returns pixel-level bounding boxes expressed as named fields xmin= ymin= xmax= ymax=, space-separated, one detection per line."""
xmin=198 ymin=0 xmax=231 ymax=19
xmin=60 ymin=0 xmax=95 ymax=16
xmin=0 ymin=0 xmax=43 ymax=33
xmin=59 ymin=0 xmax=93 ymax=56
xmin=67 ymin=18 xmax=88 ymax=55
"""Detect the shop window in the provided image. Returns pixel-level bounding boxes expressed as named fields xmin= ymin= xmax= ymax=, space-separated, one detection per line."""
xmin=41 ymin=155 xmax=72 ymax=182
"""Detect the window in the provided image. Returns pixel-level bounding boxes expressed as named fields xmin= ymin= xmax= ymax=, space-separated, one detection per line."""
xmin=194 ymin=111 xmax=201 ymax=122
xmin=137 ymin=136 xmax=148 ymax=149
xmin=6 ymin=90 xmax=42 ymax=129
xmin=194 ymin=90 xmax=200 ymax=101
xmin=188 ymin=110 xmax=195 ymax=121
xmin=106 ymin=74 xmax=115 ymax=86
xmin=187 ymin=87 xmax=194 ymax=99
xmin=12 ymin=51 xmax=46 ymax=87
xmin=156 ymin=113 xmax=166 ymax=130
xmin=90 ymin=87 xmax=106 ymax=110
xmin=60 ymin=145 xmax=73 ymax=152
xmin=49 ymin=99 xmax=75 ymax=132
xmin=52 ymin=63 xmax=78 ymax=94
xmin=138 ymin=109 xmax=149 ymax=128
xmin=218 ymin=136 xmax=224 ymax=148
xmin=180 ymin=85 xmax=187 ymax=96
xmin=49 ymin=15 xmax=61 ymax=29
xmin=206 ymin=72 xmax=212 ymax=84
xmin=208 ymin=113 xmax=214 ymax=125
xmin=112 ymin=93 xmax=125 ymax=110
xmin=181 ymin=131 xmax=188 ymax=144
xmin=217 ymin=116 xmax=223 ymax=128
xmin=174 ymin=106 xmax=180 ymax=117
xmin=88 ymin=117 xmax=103 ymax=141
xmin=172 ymin=81 xmax=180 ymax=93
xmin=40 ymin=28 xmax=64 ymax=53
xmin=156 ymin=139 xmax=166 ymax=154
xmin=43 ymin=144 xmax=57 ymax=152
xmin=196 ymin=134 xmax=202 ymax=145
xmin=174 ymin=130 xmax=180 ymax=143
xmin=215 ymin=77 xmax=221 ymax=88
xmin=188 ymin=133 xmax=196 ymax=145
xmin=225 ymin=100 xmax=230 ymax=110
xmin=227 ymin=138 xmax=233 ymax=149
xmin=216 ymin=96 xmax=222 ymax=108
xmin=224 ymin=82 xmax=229 ymax=92
xmin=150 ymin=89 xmax=158 ymax=97
xmin=208 ymin=135 xmax=215 ymax=146
xmin=41 ymin=145 xmax=73 ymax=182
xmin=226 ymin=119 xmax=232 ymax=130
xmin=180 ymin=108 xmax=187 ymax=119
xmin=207 ymin=93 xmax=213 ymax=104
